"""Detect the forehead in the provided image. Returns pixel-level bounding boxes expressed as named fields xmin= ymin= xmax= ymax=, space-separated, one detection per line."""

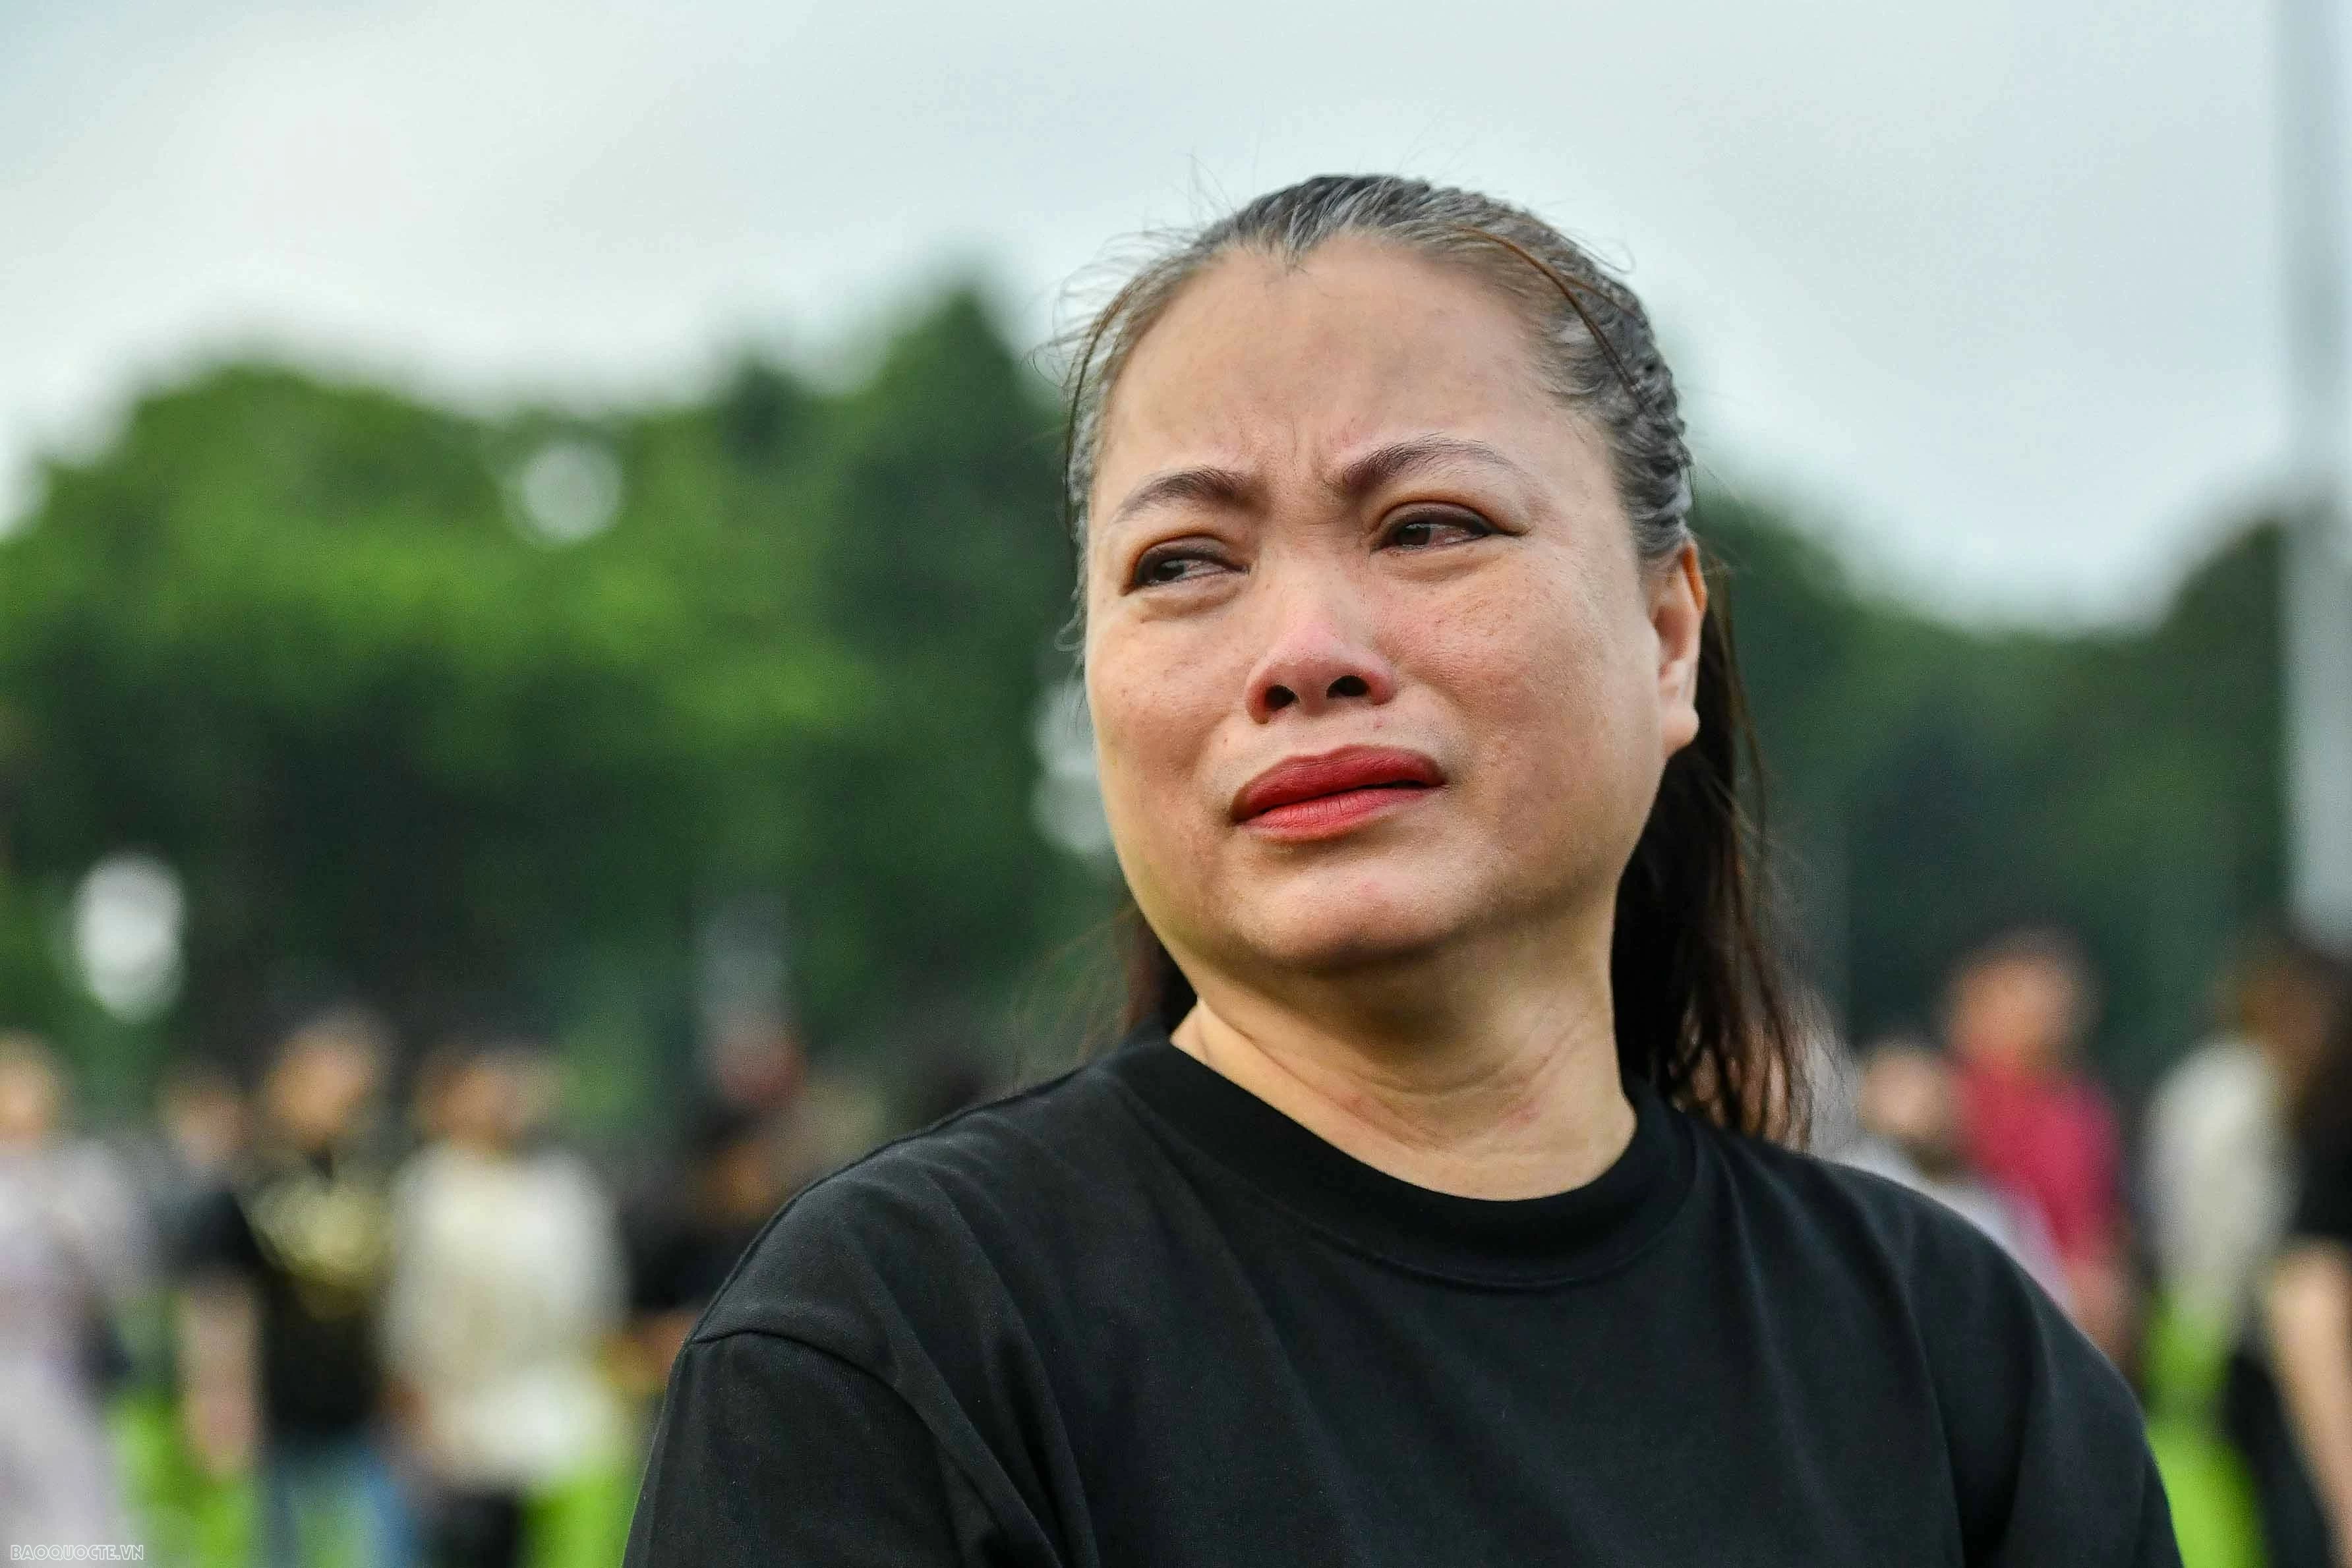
xmin=1094 ymin=238 xmax=1564 ymax=496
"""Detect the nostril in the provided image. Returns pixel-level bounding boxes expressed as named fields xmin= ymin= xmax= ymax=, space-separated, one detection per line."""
xmin=1328 ymin=675 xmax=1369 ymax=699
xmin=1266 ymin=684 xmax=1297 ymax=711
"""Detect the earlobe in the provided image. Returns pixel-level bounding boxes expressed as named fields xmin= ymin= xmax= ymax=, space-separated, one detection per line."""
xmin=1652 ymin=542 xmax=1707 ymax=687
xmin=1653 ymin=542 xmax=1707 ymax=754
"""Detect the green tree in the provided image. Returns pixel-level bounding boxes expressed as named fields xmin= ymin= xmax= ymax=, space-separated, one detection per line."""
xmin=0 ymin=291 xmax=1106 ymax=1106
xmin=1711 ymin=498 xmax=2286 ymax=1091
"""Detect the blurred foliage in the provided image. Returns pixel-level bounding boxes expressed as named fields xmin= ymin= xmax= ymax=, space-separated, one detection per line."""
xmin=0 ymin=291 xmax=1107 ymax=1110
xmin=0 ymin=287 xmax=2285 ymax=1109
xmin=1705 ymin=496 xmax=2283 ymax=1091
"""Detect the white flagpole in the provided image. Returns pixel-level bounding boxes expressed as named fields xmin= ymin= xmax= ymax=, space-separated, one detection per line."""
xmin=2280 ymin=0 xmax=2352 ymax=944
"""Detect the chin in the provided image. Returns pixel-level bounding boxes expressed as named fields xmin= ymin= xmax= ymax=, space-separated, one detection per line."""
xmin=1239 ymin=876 xmax=1471 ymax=975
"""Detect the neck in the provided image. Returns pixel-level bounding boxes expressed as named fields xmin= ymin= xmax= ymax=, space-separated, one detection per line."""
xmin=1168 ymin=929 xmax=1633 ymax=1201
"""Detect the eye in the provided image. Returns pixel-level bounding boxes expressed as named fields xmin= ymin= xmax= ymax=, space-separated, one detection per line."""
xmin=1128 ymin=545 xmax=1234 ymax=590
xmin=1382 ymin=508 xmax=1494 ymax=551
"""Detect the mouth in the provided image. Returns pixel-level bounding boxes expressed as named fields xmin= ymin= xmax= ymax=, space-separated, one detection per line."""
xmin=1232 ymin=745 xmax=1446 ymax=839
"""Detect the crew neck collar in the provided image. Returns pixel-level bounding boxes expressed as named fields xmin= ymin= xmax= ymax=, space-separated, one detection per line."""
xmin=1102 ymin=1022 xmax=1693 ymax=1287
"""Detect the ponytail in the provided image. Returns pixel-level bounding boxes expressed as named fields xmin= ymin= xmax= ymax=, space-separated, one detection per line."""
xmin=1606 ymin=587 xmax=1800 ymax=1138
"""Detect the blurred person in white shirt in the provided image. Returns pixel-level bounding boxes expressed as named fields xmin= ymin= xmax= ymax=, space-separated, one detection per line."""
xmin=386 ymin=1039 xmax=626 ymax=1568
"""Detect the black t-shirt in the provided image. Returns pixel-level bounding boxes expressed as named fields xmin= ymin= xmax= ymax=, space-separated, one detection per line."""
xmin=2290 ymin=1120 xmax=2352 ymax=1249
xmin=626 ymin=1026 xmax=2177 ymax=1565
xmin=182 ymin=1147 xmax=392 ymax=1437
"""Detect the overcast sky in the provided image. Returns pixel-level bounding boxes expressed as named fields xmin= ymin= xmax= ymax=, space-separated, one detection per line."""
xmin=0 ymin=0 xmax=2309 ymax=622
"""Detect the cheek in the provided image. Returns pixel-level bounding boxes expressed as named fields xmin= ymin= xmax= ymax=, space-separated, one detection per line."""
xmin=1415 ymin=563 xmax=1658 ymax=838
xmin=1084 ymin=632 xmax=1230 ymax=883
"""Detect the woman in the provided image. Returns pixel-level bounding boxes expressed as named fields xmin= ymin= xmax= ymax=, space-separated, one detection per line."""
xmin=625 ymin=175 xmax=2177 ymax=1565
xmin=2262 ymin=947 xmax=2352 ymax=1567
xmin=0 ymin=1034 xmax=147 ymax=1548
xmin=387 ymin=1041 xmax=630 ymax=1568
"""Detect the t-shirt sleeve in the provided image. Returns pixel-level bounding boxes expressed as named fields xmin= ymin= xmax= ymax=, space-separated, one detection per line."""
xmin=624 ymin=1329 xmax=1007 ymax=1567
xmin=1914 ymin=1202 xmax=2180 ymax=1566
xmin=2289 ymin=1126 xmax=2352 ymax=1248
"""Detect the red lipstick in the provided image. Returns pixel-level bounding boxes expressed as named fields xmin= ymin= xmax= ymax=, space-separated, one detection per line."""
xmin=1231 ymin=745 xmax=1446 ymax=841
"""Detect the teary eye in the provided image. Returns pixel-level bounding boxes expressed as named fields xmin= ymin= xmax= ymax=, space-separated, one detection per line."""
xmin=1129 ymin=546 xmax=1232 ymax=589
xmin=1384 ymin=509 xmax=1494 ymax=551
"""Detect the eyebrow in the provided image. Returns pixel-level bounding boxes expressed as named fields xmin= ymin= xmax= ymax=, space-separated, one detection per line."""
xmin=1327 ymin=434 xmax=1537 ymax=502
xmin=1103 ymin=434 xmax=1535 ymax=533
xmin=1103 ymin=464 xmax=1258 ymax=531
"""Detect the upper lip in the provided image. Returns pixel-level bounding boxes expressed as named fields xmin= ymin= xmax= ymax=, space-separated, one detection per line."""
xmin=1231 ymin=745 xmax=1446 ymax=822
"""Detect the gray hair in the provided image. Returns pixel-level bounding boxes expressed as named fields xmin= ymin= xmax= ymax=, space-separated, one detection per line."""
xmin=1060 ymin=174 xmax=1695 ymax=587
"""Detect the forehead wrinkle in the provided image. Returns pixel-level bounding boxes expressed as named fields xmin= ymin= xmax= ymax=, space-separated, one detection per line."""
xmin=1328 ymin=433 xmax=1542 ymax=505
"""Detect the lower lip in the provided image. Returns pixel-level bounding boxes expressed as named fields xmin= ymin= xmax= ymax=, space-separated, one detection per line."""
xmin=1241 ymin=785 xmax=1436 ymax=842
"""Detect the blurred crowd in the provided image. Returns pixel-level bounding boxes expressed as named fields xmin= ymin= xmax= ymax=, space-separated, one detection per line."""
xmin=0 ymin=1007 xmax=972 ymax=1568
xmin=1831 ymin=923 xmax=2352 ymax=1568
xmin=5 ymin=921 xmax=2352 ymax=1567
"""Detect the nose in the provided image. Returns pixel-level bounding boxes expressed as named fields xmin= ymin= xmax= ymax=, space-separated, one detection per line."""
xmin=1243 ymin=580 xmax=1399 ymax=724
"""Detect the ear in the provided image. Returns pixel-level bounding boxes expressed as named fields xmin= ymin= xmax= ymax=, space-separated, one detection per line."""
xmin=1649 ymin=540 xmax=1707 ymax=759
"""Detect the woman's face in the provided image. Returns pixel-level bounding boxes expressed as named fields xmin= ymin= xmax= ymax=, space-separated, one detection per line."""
xmin=1084 ymin=238 xmax=1705 ymax=991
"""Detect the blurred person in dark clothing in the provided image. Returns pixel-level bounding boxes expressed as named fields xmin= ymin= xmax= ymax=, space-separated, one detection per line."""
xmin=2152 ymin=933 xmax=2343 ymax=1343
xmin=2263 ymin=958 xmax=2352 ymax=1568
xmin=178 ymin=1007 xmax=413 ymax=1567
xmin=387 ymin=1039 xmax=627 ymax=1568
xmin=136 ymin=1061 xmax=249 ymax=1260
xmin=1947 ymin=927 xmax=2135 ymax=1364
xmin=621 ymin=1098 xmax=792 ymax=1393
xmin=614 ymin=1017 xmax=836 ymax=1399
xmin=2147 ymin=933 xmax=2344 ymax=1568
xmin=0 ymin=1033 xmax=147 ymax=1546
xmin=1840 ymin=1035 xmax=2069 ymax=1305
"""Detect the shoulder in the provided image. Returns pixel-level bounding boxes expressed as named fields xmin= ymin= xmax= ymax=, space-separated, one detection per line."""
xmin=2159 ymin=1037 xmax=2264 ymax=1103
xmin=1687 ymin=1120 xmax=2098 ymax=1368
xmin=2151 ymin=1040 xmax=2271 ymax=1154
xmin=1757 ymin=1134 xmax=2109 ymax=1378
xmin=1690 ymin=1117 xmax=2035 ymax=1289
xmin=695 ymin=1057 xmax=1156 ymax=1352
xmin=524 ymin=1147 xmax=615 ymax=1211
xmin=1691 ymin=1121 xmax=2161 ymax=1551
